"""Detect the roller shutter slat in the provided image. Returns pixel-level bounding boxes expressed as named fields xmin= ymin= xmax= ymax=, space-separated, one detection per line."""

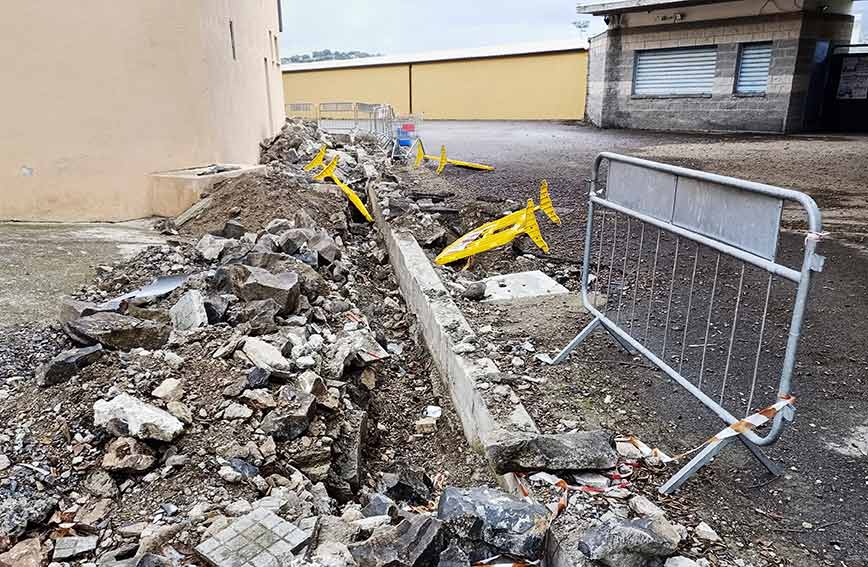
xmin=634 ymin=47 xmax=717 ymax=95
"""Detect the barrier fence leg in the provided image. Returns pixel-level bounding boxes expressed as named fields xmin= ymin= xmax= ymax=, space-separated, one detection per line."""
xmin=659 ymin=437 xmax=734 ymax=495
xmin=738 ymin=436 xmax=784 ymax=477
xmin=542 ymin=317 xmax=601 ymax=365
xmin=601 ymin=320 xmax=637 ymax=354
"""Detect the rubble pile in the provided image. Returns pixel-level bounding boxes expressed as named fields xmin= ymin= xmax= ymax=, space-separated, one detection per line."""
xmin=0 ymin=120 xmax=740 ymax=567
xmin=0 ymin=121 xmax=543 ymax=567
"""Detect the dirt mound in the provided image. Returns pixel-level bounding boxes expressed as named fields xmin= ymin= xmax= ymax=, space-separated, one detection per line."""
xmin=180 ymin=170 xmax=346 ymax=238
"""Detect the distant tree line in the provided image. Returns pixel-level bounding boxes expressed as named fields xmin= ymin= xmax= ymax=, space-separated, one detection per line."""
xmin=281 ymin=49 xmax=379 ymax=64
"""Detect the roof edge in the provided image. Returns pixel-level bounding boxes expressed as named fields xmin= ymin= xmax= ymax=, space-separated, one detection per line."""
xmin=281 ymin=39 xmax=588 ymax=72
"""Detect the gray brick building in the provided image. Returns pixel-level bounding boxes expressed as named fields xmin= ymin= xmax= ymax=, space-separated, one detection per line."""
xmin=582 ymin=0 xmax=855 ymax=132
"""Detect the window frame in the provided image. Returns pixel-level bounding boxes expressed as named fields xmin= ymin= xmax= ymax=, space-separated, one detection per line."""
xmin=734 ymin=42 xmax=774 ymax=96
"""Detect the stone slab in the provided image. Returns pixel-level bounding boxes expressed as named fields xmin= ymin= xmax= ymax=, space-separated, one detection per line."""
xmin=481 ymin=270 xmax=569 ymax=303
xmin=195 ymin=508 xmax=309 ymax=567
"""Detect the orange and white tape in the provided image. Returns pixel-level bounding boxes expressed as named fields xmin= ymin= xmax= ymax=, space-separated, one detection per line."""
xmin=618 ymin=395 xmax=795 ymax=464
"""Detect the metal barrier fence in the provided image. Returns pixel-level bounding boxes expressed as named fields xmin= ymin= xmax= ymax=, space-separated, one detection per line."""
xmin=548 ymin=152 xmax=825 ymax=494
xmin=285 ymin=102 xmax=316 ymax=120
xmin=317 ymin=102 xmax=357 ymax=133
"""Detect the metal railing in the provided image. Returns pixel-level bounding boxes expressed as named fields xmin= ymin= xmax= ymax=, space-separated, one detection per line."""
xmin=285 ymin=102 xmax=316 ymax=120
xmin=547 ymin=153 xmax=825 ymax=494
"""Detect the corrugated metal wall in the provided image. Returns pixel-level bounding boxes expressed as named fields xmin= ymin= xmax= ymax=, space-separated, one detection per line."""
xmin=282 ymin=50 xmax=587 ymax=120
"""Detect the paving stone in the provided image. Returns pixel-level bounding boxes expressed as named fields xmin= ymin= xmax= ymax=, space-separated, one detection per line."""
xmin=195 ymin=508 xmax=309 ymax=567
xmin=52 ymin=535 xmax=98 ymax=560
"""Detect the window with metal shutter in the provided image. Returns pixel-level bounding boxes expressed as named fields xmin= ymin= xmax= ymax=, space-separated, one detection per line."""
xmin=633 ymin=46 xmax=718 ymax=96
xmin=735 ymin=43 xmax=773 ymax=94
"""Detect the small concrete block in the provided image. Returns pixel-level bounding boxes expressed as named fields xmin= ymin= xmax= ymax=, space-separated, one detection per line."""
xmin=195 ymin=508 xmax=309 ymax=567
xmin=53 ymin=536 xmax=98 ymax=560
xmin=481 ymin=270 xmax=569 ymax=303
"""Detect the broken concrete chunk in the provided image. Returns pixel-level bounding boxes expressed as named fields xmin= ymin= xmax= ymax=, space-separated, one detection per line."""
xmin=277 ymin=228 xmax=316 ymax=255
xmin=221 ymin=218 xmax=248 ymax=239
xmin=196 ymin=233 xmax=230 ymax=261
xmin=310 ymin=229 xmax=341 ymax=265
xmin=93 ymin=393 xmax=185 ymax=442
xmin=59 ymin=296 xmax=116 ymax=324
xmin=348 ymin=513 xmax=442 ymax=567
xmin=438 ymin=543 xmax=471 ymax=567
xmin=65 ymin=312 xmax=170 ymax=350
xmin=84 ymin=469 xmax=119 ymax=498
xmin=152 ymin=377 xmax=183 ymax=401
xmin=328 ymin=328 xmax=390 ymax=378
xmin=265 ymin=218 xmax=294 ymax=234
xmin=379 ymin=466 xmax=433 ymax=505
xmin=317 ymin=515 xmax=361 ymax=545
xmin=259 ymin=390 xmax=316 ymax=441
xmin=485 ymin=429 xmax=618 ymax=474
xmin=35 ymin=344 xmax=103 ymax=386
xmin=52 ymin=535 xmax=98 ymax=561
xmin=362 ymin=493 xmax=398 ymax=519
xmin=102 ymin=437 xmax=156 ymax=472
xmin=239 ymin=298 xmax=280 ymax=336
xmin=577 ymin=517 xmax=682 ymax=567
xmin=169 ymin=290 xmax=208 ymax=331
xmin=328 ymin=410 xmax=367 ymax=502
xmin=215 ymin=264 xmax=300 ymax=315
xmin=666 ymin=558 xmax=701 ymax=567
xmin=298 ymin=369 xmax=327 ymax=396
xmin=437 ymin=486 xmax=550 ymax=562
xmin=0 ymin=537 xmax=42 ymax=567
xmin=242 ymin=337 xmax=293 ymax=378
xmin=203 ymin=294 xmax=230 ymax=324
xmin=694 ymin=521 xmax=721 ymax=543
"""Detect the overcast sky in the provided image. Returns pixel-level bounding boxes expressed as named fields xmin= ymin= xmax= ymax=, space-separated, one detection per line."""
xmin=278 ymin=0 xmax=604 ymax=57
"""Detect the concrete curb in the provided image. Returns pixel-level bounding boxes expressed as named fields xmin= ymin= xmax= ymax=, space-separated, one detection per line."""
xmin=367 ymin=181 xmax=577 ymax=565
xmin=366 ymin=182 xmax=544 ymax=494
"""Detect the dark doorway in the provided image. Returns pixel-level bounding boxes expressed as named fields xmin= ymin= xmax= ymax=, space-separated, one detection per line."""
xmin=821 ymin=44 xmax=868 ymax=131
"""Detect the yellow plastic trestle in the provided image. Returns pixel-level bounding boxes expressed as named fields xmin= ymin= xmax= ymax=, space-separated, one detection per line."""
xmin=434 ymin=180 xmax=559 ymax=265
xmin=312 ymin=155 xmax=338 ymax=181
xmin=412 ymin=140 xmax=494 ymax=174
xmin=304 ymin=145 xmax=327 ymax=171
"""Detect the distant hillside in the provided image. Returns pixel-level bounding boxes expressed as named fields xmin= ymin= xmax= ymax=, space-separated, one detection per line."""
xmin=281 ymin=49 xmax=379 ymax=65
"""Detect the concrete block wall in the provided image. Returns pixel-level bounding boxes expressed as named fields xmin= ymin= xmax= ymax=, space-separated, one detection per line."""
xmin=587 ymin=12 xmax=852 ymax=132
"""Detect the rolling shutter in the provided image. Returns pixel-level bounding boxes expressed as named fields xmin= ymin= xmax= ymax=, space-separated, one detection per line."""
xmin=735 ymin=43 xmax=772 ymax=94
xmin=634 ymin=47 xmax=717 ymax=96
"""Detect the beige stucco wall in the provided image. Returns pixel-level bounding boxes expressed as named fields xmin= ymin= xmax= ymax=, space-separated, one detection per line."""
xmin=283 ymin=65 xmax=412 ymax=115
xmin=412 ymin=52 xmax=588 ymax=120
xmin=0 ymin=0 xmax=284 ymax=222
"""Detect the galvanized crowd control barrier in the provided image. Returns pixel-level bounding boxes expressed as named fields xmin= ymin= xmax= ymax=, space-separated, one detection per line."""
xmin=285 ymin=102 xmax=316 ymax=120
xmin=548 ymin=152 xmax=825 ymax=494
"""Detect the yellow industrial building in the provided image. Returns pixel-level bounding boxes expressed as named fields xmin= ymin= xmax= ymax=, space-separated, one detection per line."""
xmin=282 ymin=41 xmax=588 ymax=120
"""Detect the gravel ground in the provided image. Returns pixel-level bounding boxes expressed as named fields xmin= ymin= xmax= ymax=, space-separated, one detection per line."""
xmin=414 ymin=121 xmax=868 ymax=567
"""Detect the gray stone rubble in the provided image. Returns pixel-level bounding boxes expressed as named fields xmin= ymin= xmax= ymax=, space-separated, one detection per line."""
xmin=0 ymin=119 xmax=744 ymax=567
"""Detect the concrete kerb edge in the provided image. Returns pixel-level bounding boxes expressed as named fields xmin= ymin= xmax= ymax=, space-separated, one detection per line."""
xmin=366 ymin=181 xmax=527 ymax=492
xmin=366 ymin=180 xmax=578 ymax=566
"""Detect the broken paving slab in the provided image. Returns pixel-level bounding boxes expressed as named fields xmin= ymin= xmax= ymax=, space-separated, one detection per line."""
xmin=481 ymin=270 xmax=569 ymax=303
xmin=195 ymin=507 xmax=309 ymax=567
xmin=65 ymin=312 xmax=170 ymax=350
xmin=485 ymin=429 xmax=619 ymax=474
